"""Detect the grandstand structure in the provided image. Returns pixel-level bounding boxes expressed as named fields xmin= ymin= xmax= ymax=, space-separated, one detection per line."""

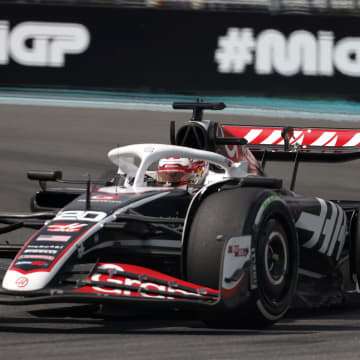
xmin=3 ymin=0 xmax=360 ymax=14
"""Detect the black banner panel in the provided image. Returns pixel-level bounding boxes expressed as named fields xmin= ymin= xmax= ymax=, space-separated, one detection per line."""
xmin=0 ymin=4 xmax=359 ymax=98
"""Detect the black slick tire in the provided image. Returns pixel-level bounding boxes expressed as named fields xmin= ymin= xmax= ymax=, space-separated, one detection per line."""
xmin=185 ymin=188 xmax=298 ymax=328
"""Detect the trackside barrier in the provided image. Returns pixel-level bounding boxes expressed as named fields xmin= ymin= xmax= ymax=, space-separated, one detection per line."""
xmin=1 ymin=4 xmax=360 ymax=98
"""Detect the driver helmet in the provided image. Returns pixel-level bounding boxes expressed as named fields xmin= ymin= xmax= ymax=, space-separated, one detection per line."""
xmin=156 ymin=157 xmax=209 ymax=185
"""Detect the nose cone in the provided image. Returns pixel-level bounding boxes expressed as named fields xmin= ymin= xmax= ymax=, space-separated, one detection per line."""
xmin=2 ymin=269 xmax=53 ymax=291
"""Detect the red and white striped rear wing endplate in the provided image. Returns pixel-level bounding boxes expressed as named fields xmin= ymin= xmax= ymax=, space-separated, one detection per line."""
xmin=223 ymin=125 xmax=360 ymax=162
xmin=224 ymin=126 xmax=360 ymax=149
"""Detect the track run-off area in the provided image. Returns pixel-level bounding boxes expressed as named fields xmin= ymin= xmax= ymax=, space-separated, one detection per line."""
xmin=1 ymin=101 xmax=360 ymax=359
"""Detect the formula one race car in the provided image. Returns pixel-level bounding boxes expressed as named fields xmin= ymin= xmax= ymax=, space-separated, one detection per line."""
xmin=1 ymin=101 xmax=360 ymax=328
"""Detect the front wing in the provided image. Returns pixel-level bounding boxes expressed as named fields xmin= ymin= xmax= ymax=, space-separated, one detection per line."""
xmin=0 ymin=235 xmax=253 ymax=313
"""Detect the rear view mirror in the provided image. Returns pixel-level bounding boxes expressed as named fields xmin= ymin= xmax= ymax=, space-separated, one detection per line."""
xmin=27 ymin=170 xmax=63 ymax=182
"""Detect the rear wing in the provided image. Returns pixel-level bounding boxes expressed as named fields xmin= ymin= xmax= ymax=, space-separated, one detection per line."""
xmin=224 ymin=125 xmax=360 ymax=150
xmin=170 ymin=102 xmax=360 ymax=188
xmin=223 ymin=125 xmax=360 ymax=190
xmin=223 ymin=125 xmax=360 ymax=161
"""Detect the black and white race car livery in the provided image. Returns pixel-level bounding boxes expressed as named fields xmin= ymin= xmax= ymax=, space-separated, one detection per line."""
xmin=1 ymin=101 xmax=360 ymax=328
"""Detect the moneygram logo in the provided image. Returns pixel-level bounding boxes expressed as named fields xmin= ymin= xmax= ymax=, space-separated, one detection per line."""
xmin=215 ymin=28 xmax=360 ymax=77
xmin=0 ymin=21 xmax=90 ymax=67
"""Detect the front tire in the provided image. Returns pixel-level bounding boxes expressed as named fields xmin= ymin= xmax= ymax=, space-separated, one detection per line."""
xmin=185 ymin=189 xmax=298 ymax=328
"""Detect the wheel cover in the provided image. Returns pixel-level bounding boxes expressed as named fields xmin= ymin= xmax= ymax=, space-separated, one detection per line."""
xmin=261 ymin=228 xmax=290 ymax=304
xmin=264 ymin=231 xmax=288 ymax=287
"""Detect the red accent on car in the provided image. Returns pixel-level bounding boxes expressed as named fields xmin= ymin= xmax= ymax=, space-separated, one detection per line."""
xmin=15 ymin=276 xmax=29 ymax=288
xmin=10 ymin=223 xmax=96 ymax=274
xmin=74 ymin=263 xmax=219 ymax=300
xmin=223 ymin=126 xmax=360 ymax=148
xmin=222 ymin=273 xmax=246 ymax=298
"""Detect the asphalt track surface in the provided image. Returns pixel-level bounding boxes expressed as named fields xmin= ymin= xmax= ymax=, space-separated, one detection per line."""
xmin=2 ymin=104 xmax=360 ymax=359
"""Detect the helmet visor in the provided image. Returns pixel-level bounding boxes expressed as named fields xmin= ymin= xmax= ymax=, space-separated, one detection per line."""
xmin=156 ymin=170 xmax=190 ymax=184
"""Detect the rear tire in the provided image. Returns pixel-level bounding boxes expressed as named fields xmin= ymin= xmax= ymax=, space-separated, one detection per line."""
xmin=185 ymin=189 xmax=298 ymax=328
xmin=251 ymin=217 xmax=296 ymax=327
xmin=352 ymin=211 xmax=360 ymax=285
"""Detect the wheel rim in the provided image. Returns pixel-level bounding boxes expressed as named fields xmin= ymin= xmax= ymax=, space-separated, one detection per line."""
xmin=263 ymin=229 xmax=289 ymax=302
